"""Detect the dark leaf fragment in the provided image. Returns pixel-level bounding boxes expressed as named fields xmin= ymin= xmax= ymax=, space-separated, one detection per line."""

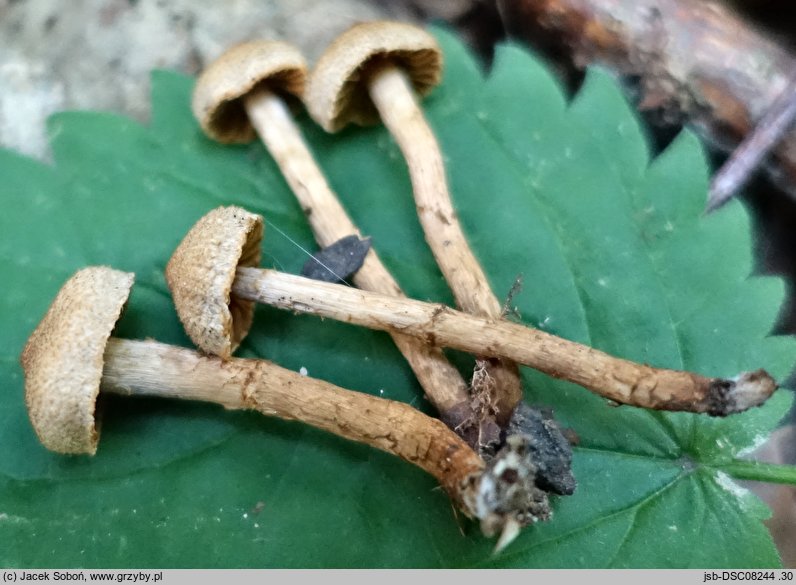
xmin=301 ymin=235 xmax=372 ymax=283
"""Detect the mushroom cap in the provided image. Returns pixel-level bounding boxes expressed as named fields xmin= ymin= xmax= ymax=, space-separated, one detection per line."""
xmin=20 ymin=267 xmax=134 ymax=455
xmin=166 ymin=206 xmax=263 ymax=359
xmin=192 ymin=40 xmax=307 ymax=144
xmin=305 ymin=21 xmax=442 ymax=132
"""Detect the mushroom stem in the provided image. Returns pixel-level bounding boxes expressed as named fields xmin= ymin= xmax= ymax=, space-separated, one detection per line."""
xmin=366 ymin=65 xmax=523 ymax=419
xmin=243 ymin=88 xmax=352 ymax=249
xmin=243 ymin=87 xmax=470 ymax=418
xmin=232 ymin=266 xmax=777 ymax=416
xmin=101 ymin=336 xmax=482 ymax=506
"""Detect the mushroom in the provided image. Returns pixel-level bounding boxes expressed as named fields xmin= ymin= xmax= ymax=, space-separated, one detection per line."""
xmin=166 ymin=206 xmax=777 ymax=417
xmin=192 ymin=40 xmax=471 ymax=430
xmin=20 ymin=266 xmax=550 ymax=546
xmin=304 ymin=21 xmax=522 ymax=422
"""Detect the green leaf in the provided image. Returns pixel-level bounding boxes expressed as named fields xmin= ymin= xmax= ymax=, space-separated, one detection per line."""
xmin=1 ymin=29 xmax=794 ymax=568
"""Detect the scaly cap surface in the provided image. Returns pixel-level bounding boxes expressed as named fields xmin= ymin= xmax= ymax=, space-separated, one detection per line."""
xmin=193 ymin=40 xmax=307 ymax=143
xmin=306 ymin=21 xmax=442 ymax=132
xmin=20 ymin=267 xmax=134 ymax=454
xmin=166 ymin=206 xmax=263 ymax=358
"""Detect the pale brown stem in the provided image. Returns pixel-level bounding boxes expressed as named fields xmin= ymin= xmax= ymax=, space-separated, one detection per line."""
xmin=232 ymin=266 xmax=778 ymax=416
xmin=100 ymin=337 xmax=483 ymax=510
xmin=367 ymin=67 xmax=523 ymax=420
xmin=101 ymin=336 xmax=547 ymax=542
xmin=243 ymin=88 xmax=469 ymax=417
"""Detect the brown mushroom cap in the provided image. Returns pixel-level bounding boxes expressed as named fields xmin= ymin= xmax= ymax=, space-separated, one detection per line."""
xmin=305 ymin=21 xmax=442 ymax=132
xmin=166 ymin=206 xmax=263 ymax=359
xmin=192 ymin=40 xmax=307 ymax=144
xmin=20 ymin=267 xmax=134 ymax=455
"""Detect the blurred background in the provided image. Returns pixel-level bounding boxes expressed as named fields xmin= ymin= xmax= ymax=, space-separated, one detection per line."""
xmin=1 ymin=0 xmax=794 ymax=566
